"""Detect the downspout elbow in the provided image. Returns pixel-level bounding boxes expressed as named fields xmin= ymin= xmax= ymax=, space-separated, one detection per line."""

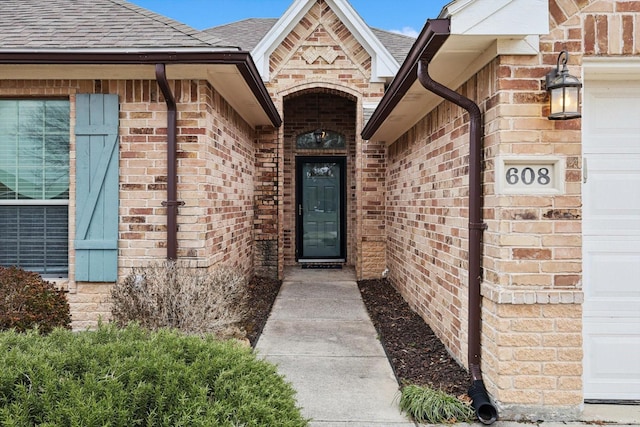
xmin=417 ymin=58 xmax=497 ymax=425
xmin=155 ymin=63 xmax=179 ymax=260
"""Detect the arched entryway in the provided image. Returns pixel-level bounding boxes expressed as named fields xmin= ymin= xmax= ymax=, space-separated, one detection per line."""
xmin=282 ymin=89 xmax=357 ymax=266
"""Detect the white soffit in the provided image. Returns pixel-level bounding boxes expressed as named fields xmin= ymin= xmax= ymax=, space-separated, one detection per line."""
xmin=370 ymin=0 xmax=548 ymax=143
xmin=251 ymin=0 xmax=399 ymax=82
xmin=439 ymin=0 xmax=548 ymax=83
xmin=442 ymin=0 xmax=548 ymax=36
xmin=203 ymin=65 xmax=276 ymax=127
xmin=0 ymin=63 xmax=273 ymax=127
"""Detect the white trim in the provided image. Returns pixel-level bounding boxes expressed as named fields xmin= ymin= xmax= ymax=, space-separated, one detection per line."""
xmin=495 ymin=155 xmax=565 ymax=195
xmin=325 ymin=0 xmax=399 ymax=81
xmin=582 ymin=57 xmax=640 ymax=80
xmin=252 ymin=0 xmax=315 ymax=79
xmin=444 ymin=0 xmax=548 ymax=36
xmin=251 ymin=0 xmax=399 ymax=82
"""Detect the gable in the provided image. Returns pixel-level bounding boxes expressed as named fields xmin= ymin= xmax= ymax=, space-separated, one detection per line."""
xmin=269 ymin=4 xmax=372 ymax=83
xmin=252 ymin=0 xmax=399 ymax=82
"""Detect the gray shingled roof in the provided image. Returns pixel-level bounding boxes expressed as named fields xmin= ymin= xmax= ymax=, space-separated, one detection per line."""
xmin=204 ymin=18 xmax=279 ymax=52
xmin=370 ymin=28 xmax=416 ymax=64
xmin=203 ymin=18 xmax=416 ymax=63
xmin=0 ymin=0 xmax=225 ymax=49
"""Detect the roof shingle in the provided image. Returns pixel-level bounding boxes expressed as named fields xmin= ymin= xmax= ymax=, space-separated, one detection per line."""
xmin=203 ymin=18 xmax=416 ymax=62
xmin=0 ymin=0 xmax=226 ymax=49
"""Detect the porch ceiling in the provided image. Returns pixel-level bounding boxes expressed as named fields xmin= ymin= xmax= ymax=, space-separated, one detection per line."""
xmin=362 ymin=0 xmax=548 ymax=143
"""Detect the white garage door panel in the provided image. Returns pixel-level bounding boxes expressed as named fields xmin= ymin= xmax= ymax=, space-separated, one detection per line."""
xmin=583 ymin=76 xmax=640 ymax=401
xmin=583 ymin=82 xmax=640 ymax=154
xmin=582 ymin=156 xmax=640 ymax=235
xmin=583 ymin=321 xmax=640 ymax=400
xmin=583 ymin=239 xmax=640 ymax=318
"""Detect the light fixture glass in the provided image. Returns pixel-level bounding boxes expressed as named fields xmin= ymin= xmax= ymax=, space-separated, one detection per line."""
xmin=313 ymin=128 xmax=326 ymax=144
xmin=546 ymin=50 xmax=582 ymax=120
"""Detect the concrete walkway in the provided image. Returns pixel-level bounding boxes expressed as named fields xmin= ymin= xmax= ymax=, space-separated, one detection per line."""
xmin=256 ymin=266 xmax=413 ymax=426
xmin=256 ymin=267 xmax=640 ymax=427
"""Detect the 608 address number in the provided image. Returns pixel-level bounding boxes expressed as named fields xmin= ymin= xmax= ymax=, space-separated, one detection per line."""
xmin=505 ymin=167 xmax=551 ymax=186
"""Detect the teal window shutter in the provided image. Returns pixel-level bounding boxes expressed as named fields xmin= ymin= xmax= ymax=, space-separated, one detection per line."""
xmin=74 ymin=94 xmax=119 ymax=282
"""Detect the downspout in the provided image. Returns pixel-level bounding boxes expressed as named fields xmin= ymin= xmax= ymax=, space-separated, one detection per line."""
xmin=417 ymin=59 xmax=498 ymax=425
xmin=155 ymin=63 xmax=180 ymax=260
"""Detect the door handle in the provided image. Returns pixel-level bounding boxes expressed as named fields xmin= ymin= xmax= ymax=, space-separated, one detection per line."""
xmin=299 ymin=204 xmax=302 ymax=216
xmin=583 ymin=157 xmax=588 ymax=184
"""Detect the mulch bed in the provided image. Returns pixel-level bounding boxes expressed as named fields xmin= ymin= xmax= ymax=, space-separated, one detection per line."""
xmin=358 ymin=278 xmax=470 ymax=398
xmin=241 ymin=276 xmax=282 ymax=347
xmin=242 ymin=275 xmax=469 ymax=398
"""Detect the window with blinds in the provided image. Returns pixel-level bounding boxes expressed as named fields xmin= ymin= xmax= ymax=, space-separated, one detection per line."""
xmin=0 ymin=100 xmax=70 ymax=276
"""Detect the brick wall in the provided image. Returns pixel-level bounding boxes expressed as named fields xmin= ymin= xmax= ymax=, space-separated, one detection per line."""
xmin=281 ymin=91 xmax=357 ymax=265
xmin=359 ymin=137 xmax=387 ymax=279
xmin=386 ymin=97 xmax=473 ymax=364
xmin=254 ymin=125 xmax=280 ymax=278
xmin=383 ymin=0 xmax=638 ymax=418
xmin=263 ymin=0 xmax=387 ymax=275
xmin=385 ymin=54 xmax=584 ymax=418
xmin=0 ymin=78 xmax=258 ymax=329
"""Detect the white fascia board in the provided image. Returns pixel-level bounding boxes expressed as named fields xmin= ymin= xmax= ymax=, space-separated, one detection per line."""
xmin=583 ymin=57 xmax=640 ymax=80
xmin=445 ymin=0 xmax=548 ymax=36
xmin=251 ymin=0 xmax=315 ymax=81
xmin=326 ymin=0 xmax=399 ymax=81
xmin=251 ymin=0 xmax=399 ymax=82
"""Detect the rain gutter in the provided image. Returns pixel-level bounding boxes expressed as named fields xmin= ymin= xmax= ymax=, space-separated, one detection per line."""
xmin=0 ymin=50 xmax=282 ymax=127
xmin=0 ymin=49 xmax=282 ymax=261
xmin=361 ymin=19 xmax=498 ymax=424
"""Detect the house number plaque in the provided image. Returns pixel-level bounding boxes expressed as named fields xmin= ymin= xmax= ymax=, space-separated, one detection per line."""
xmin=497 ymin=156 xmax=564 ymax=195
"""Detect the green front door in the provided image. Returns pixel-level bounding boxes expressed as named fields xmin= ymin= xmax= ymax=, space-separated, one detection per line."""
xmin=296 ymin=157 xmax=346 ymax=261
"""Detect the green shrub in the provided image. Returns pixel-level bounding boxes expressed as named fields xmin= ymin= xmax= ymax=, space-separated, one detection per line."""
xmin=399 ymin=384 xmax=474 ymax=424
xmin=0 ymin=266 xmax=71 ymax=334
xmin=0 ymin=323 xmax=307 ymax=426
xmin=110 ymin=262 xmax=248 ymax=338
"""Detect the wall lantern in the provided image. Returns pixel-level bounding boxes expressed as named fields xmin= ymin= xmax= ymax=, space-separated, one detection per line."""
xmin=313 ymin=128 xmax=326 ymax=144
xmin=546 ymin=50 xmax=582 ymax=120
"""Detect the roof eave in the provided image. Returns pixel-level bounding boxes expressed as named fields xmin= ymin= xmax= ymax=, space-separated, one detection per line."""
xmin=0 ymin=49 xmax=281 ymax=128
xmin=361 ymin=19 xmax=450 ymax=140
xmin=362 ymin=0 xmax=548 ymax=143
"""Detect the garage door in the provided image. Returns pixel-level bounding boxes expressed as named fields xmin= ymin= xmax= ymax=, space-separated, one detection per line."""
xmin=583 ymin=78 xmax=640 ymax=401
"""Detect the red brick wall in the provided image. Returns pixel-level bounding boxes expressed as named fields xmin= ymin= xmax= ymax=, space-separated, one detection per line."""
xmin=282 ymin=90 xmax=357 ymax=265
xmin=254 ymin=125 xmax=280 ymax=278
xmin=263 ymin=0 xmax=387 ymax=276
xmin=382 ymin=0 xmax=640 ymax=415
xmin=386 ymin=94 xmax=477 ymax=363
xmin=0 ymin=78 xmax=259 ymax=328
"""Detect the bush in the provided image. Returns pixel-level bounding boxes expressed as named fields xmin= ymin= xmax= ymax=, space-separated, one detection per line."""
xmin=0 ymin=266 xmax=71 ymax=334
xmin=399 ymin=384 xmax=474 ymax=424
xmin=0 ymin=323 xmax=307 ymax=426
xmin=110 ymin=262 xmax=248 ymax=338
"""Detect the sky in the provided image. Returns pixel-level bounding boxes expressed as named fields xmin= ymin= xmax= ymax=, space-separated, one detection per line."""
xmin=128 ymin=0 xmax=451 ymax=37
